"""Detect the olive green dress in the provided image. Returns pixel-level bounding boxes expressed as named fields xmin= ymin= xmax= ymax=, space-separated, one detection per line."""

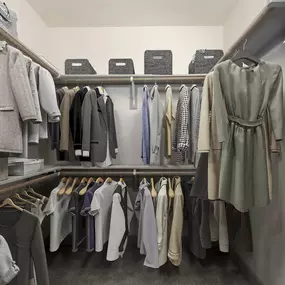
xmin=213 ymin=60 xmax=283 ymax=212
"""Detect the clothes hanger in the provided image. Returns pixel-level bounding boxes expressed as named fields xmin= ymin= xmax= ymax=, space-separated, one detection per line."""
xmin=165 ymin=84 xmax=171 ymax=91
xmin=179 ymin=84 xmax=186 ymax=92
xmin=232 ymin=39 xmax=260 ymax=66
xmin=27 ymin=187 xmax=47 ymax=201
xmin=14 ymin=194 xmax=37 ymax=208
xmin=0 ymin=198 xmax=23 ymax=211
xmin=105 ymin=177 xmax=113 ymax=184
xmin=80 ymin=177 xmax=88 ymax=184
xmin=96 ymin=177 xmax=104 ymax=184
xmin=168 ymin=178 xmax=175 ymax=198
xmin=150 ymin=178 xmax=157 ymax=198
xmin=21 ymin=191 xmax=38 ymax=202
xmin=79 ymin=177 xmax=95 ymax=196
xmin=58 ymin=177 xmax=73 ymax=196
xmin=65 ymin=177 xmax=80 ymax=195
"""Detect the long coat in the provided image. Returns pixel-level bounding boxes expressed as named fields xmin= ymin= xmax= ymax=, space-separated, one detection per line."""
xmin=0 ymin=43 xmax=38 ymax=153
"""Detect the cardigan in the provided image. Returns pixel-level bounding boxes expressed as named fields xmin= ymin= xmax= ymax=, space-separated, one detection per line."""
xmin=0 ymin=42 xmax=37 ymax=153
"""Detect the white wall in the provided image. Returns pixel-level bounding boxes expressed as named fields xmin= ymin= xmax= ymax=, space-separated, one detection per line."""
xmin=223 ymin=0 xmax=267 ymax=50
xmin=47 ymin=26 xmax=223 ymax=74
xmin=5 ymin=0 xmax=49 ymax=58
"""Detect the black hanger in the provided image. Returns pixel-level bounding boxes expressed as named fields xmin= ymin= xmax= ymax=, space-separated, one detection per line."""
xmin=232 ymin=50 xmax=260 ymax=66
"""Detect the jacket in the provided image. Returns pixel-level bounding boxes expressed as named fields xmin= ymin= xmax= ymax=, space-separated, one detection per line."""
xmin=69 ymin=87 xmax=89 ymax=155
xmin=82 ymin=89 xmax=118 ymax=163
xmin=0 ymin=42 xmax=37 ymax=153
xmin=0 ymin=235 xmax=19 ymax=285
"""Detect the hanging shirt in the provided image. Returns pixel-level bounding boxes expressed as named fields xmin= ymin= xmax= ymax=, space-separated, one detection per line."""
xmin=135 ymin=181 xmax=159 ymax=269
xmin=168 ymin=177 xmax=184 ymax=266
xmin=163 ymin=85 xmax=175 ymax=160
xmin=141 ymin=86 xmax=150 ymax=164
xmin=89 ymin=180 xmax=118 ymax=252
xmin=107 ymin=181 xmax=134 ymax=261
xmin=80 ymin=181 xmax=103 ymax=252
xmin=31 ymin=197 xmax=46 ymax=225
xmin=173 ymin=85 xmax=190 ymax=163
xmin=155 ymin=177 xmax=168 ymax=266
xmin=149 ymin=85 xmax=163 ymax=165
xmin=43 ymin=182 xmax=72 ymax=252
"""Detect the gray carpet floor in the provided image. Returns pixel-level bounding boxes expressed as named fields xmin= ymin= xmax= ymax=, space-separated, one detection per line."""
xmin=46 ymin=238 xmax=250 ymax=285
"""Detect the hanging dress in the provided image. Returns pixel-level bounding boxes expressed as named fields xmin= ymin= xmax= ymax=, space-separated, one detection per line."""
xmin=213 ymin=60 xmax=283 ymax=212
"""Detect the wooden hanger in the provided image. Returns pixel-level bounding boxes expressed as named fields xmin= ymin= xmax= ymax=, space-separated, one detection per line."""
xmin=120 ymin=177 xmax=124 ymax=183
xmin=27 ymin=187 xmax=47 ymax=201
xmin=168 ymin=178 xmax=175 ymax=198
xmin=151 ymin=178 xmax=157 ymax=198
xmin=79 ymin=177 xmax=95 ymax=196
xmin=61 ymin=177 xmax=67 ymax=184
xmin=0 ymin=198 xmax=23 ymax=211
xmin=14 ymin=194 xmax=37 ymax=208
xmin=65 ymin=177 xmax=80 ymax=195
xmin=81 ymin=177 xmax=88 ymax=184
xmin=58 ymin=177 xmax=73 ymax=196
xmin=22 ymin=191 xmax=38 ymax=202
xmin=105 ymin=177 xmax=113 ymax=184
xmin=96 ymin=177 xmax=104 ymax=184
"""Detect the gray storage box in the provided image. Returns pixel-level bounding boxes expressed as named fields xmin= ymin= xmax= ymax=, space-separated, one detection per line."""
xmin=109 ymin=58 xmax=135 ymax=74
xmin=8 ymin=158 xmax=44 ymax=176
xmin=189 ymin=49 xmax=224 ymax=74
xmin=144 ymin=50 xmax=172 ymax=75
xmin=65 ymin=59 xmax=97 ymax=75
xmin=0 ymin=2 xmax=18 ymax=38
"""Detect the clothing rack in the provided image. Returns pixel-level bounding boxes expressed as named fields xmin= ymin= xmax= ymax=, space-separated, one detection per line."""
xmin=54 ymin=74 xmax=207 ymax=86
xmin=0 ymin=27 xmax=60 ymax=78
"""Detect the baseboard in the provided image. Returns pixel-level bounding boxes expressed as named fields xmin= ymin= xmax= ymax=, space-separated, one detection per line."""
xmin=231 ymin=251 xmax=264 ymax=285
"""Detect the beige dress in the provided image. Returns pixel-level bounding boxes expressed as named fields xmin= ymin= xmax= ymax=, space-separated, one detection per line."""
xmin=213 ymin=60 xmax=283 ymax=212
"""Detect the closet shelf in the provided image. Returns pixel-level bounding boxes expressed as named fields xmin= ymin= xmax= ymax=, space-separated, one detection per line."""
xmin=0 ymin=27 xmax=60 ymax=78
xmin=54 ymin=74 xmax=207 ymax=85
xmin=218 ymin=2 xmax=285 ymax=64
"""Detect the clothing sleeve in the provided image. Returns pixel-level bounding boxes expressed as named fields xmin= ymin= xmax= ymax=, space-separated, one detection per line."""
xmin=31 ymin=218 xmax=50 ymax=285
xmin=68 ymin=193 xmax=76 ymax=215
xmin=89 ymin=193 xmax=100 ymax=216
xmin=168 ymin=193 xmax=184 ymax=266
xmin=177 ymin=87 xmax=190 ymax=151
xmin=217 ymin=201 xmax=229 ymax=253
xmin=108 ymin=99 xmax=118 ymax=153
xmin=80 ymin=194 xmax=92 ymax=216
xmin=269 ymin=66 xmax=283 ymax=141
xmin=143 ymin=195 xmax=160 ymax=268
xmin=198 ymin=77 xmax=210 ymax=152
xmin=9 ymin=48 xmax=37 ymax=121
xmin=212 ymin=68 xmax=229 ymax=143
xmin=60 ymin=94 xmax=70 ymax=151
xmin=81 ymin=92 xmax=92 ymax=157
xmin=107 ymin=194 xmax=125 ymax=261
xmin=38 ymin=67 xmax=61 ymax=121
xmin=43 ymin=191 xmax=57 ymax=216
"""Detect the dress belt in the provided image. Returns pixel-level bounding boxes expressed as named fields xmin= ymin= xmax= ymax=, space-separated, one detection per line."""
xmin=228 ymin=116 xmax=263 ymax=128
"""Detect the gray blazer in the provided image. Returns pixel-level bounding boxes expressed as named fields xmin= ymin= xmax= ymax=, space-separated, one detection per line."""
xmin=82 ymin=90 xmax=118 ymax=163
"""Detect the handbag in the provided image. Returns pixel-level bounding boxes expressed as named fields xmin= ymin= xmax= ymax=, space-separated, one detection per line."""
xmin=0 ymin=2 xmax=18 ymax=38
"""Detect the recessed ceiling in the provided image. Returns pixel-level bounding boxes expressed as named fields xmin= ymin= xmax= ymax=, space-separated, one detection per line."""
xmin=27 ymin=0 xmax=238 ymax=27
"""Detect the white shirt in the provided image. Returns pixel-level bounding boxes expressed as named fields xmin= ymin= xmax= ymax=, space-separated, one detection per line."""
xmin=43 ymin=182 xmax=72 ymax=252
xmin=107 ymin=181 xmax=134 ymax=261
xmin=155 ymin=177 xmax=168 ymax=266
xmin=89 ymin=180 xmax=118 ymax=252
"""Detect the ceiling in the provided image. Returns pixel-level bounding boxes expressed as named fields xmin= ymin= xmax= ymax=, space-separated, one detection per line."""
xmin=27 ymin=0 xmax=238 ymax=27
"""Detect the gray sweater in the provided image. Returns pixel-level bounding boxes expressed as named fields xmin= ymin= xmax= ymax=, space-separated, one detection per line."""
xmin=0 ymin=209 xmax=49 ymax=285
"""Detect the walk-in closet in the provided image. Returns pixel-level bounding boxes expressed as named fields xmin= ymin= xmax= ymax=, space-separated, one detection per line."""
xmin=0 ymin=1 xmax=285 ymax=285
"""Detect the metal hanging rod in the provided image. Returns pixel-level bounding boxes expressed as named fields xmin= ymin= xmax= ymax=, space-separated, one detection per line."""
xmin=54 ymin=74 xmax=206 ymax=86
xmin=0 ymin=27 xmax=60 ymax=78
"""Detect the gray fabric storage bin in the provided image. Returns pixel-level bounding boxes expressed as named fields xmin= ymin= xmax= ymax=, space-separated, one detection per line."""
xmin=0 ymin=2 xmax=18 ymax=38
xmin=109 ymin=58 xmax=135 ymax=74
xmin=144 ymin=50 xmax=172 ymax=75
xmin=188 ymin=49 xmax=224 ymax=74
xmin=65 ymin=59 xmax=97 ymax=75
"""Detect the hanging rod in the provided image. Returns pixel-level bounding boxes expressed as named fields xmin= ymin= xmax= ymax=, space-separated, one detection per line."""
xmin=54 ymin=74 xmax=206 ymax=85
xmin=0 ymin=27 xmax=60 ymax=78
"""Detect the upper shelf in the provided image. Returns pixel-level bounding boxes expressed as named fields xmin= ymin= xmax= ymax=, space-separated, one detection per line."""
xmin=0 ymin=27 xmax=60 ymax=78
xmin=218 ymin=2 xmax=285 ymax=63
